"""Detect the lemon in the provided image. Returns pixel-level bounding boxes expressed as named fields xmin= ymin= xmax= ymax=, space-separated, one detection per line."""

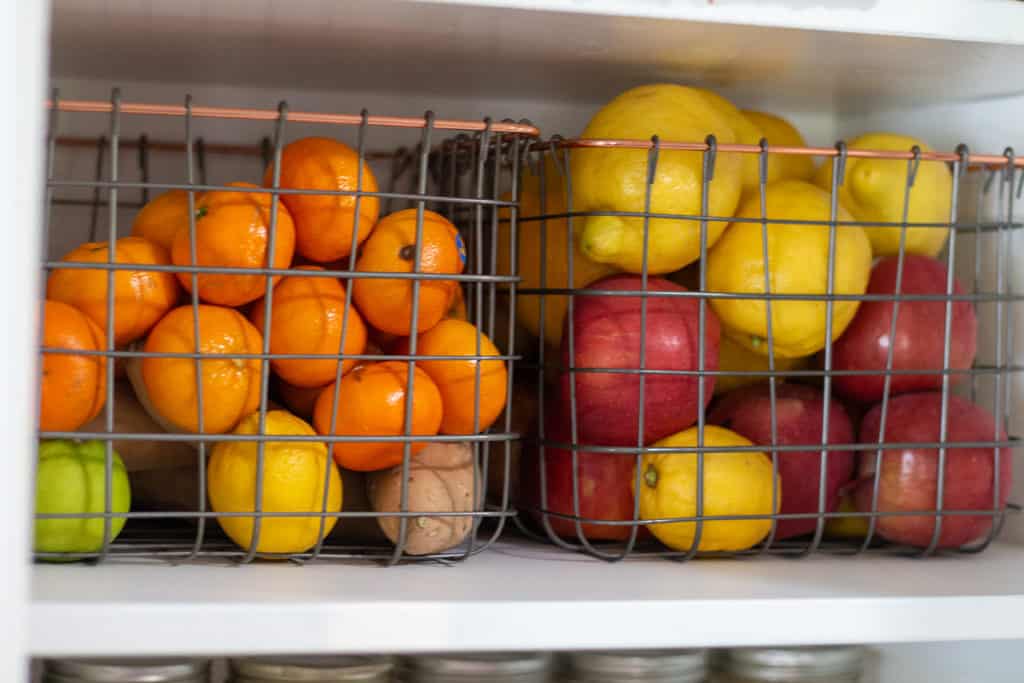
xmin=715 ymin=334 xmax=812 ymax=396
xmin=208 ymin=410 xmax=342 ymax=554
xmin=825 ymin=493 xmax=869 ymax=539
xmin=571 ymin=84 xmax=743 ymax=274
xmin=706 ymin=180 xmax=873 ymax=358
xmin=742 ymin=110 xmax=816 ymax=183
xmin=498 ymin=158 xmax=618 ymax=348
xmin=694 ymin=88 xmax=764 ymax=192
xmin=639 ymin=425 xmax=779 ymax=552
xmin=813 ymin=132 xmax=952 ymax=257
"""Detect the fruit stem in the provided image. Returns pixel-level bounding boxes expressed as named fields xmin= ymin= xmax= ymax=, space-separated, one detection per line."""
xmin=750 ymin=335 xmax=764 ymax=350
xmin=195 ymin=206 xmax=208 ymax=220
xmin=644 ymin=463 xmax=659 ymax=489
xmin=399 ymin=244 xmax=417 ymax=261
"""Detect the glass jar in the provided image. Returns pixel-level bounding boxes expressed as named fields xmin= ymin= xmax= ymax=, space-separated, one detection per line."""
xmin=712 ymin=646 xmax=864 ymax=683
xmin=401 ymin=652 xmax=553 ymax=683
xmin=563 ymin=649 xmax=707 ymax=682
xmin=43 ymin=659 xmax=211 ymax=683
xmin=230 ymin=656 xmax=396 ymax=682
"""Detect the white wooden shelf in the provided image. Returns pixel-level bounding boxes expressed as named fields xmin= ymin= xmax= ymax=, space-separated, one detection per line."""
xmin=30 ymin=540 xmax=1024 ymax=656
xmin=49 ymin=0 xmax=1024 ymax=110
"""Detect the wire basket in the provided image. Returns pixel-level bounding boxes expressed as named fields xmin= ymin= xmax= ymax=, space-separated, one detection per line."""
xmin=513 ymin=132 xmax=1022 ymax=561
xmin=36 ymin=89 xmax=537 ymax=565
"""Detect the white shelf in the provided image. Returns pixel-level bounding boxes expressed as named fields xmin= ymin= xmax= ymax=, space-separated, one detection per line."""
xmin=30 ymin=540 xmax=1024 ymax=656
xmin=49 ymin=0 xmax=1024 ymax=111
xmin=425 ymin=0 xmax=1024 ymax=45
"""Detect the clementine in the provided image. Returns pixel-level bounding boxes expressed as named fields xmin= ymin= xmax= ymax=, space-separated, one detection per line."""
xmin=353 ymin=209 xmax=466 ymax=336
xmin=171 ymin=182 xmax=296 ymax=307
xmin=393 ymin=319 xmax=507 ymax=435
xmin=39 ymin=300 xmax=107 ymax=432
xmin=264 ymin=137 xmax=380 ymax=263
xmin=131 ymin=189 xmax=191 ymax=251
xmin=249 ymin=266 xmax=367 ymax=388
xmin=47 ymin=236 xmax=180 ymax=345
xmin=312 ymin=361 xmax=443 ymax=471
xmin=275 ymin=377 xmax=322 ymax=421
xmin=140 ymin=305 xmax=263 ymax=434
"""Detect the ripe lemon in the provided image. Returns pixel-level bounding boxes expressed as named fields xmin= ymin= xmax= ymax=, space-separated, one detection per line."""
xmin=639 ymin=425 xmax=779 ymax=552
xmin=571 ymin=84 xmax=743 ymax=275
xmin=498 ymin=158 xmax=618 ymax=348
xmin=208 ymin=410 xmax=342 ymax=554
xmin=825 ymin=493 xmax=869 ymax=539
xmin=742 ymin=110 xmax=816 ymax=183
xmin=694 ymin=88 xmax=764 ymax=192
xmin=715 ymin=334 xmax=812 ymax=396
xmin=813 ymin=132 xmax=952 ymax=257
xmin=706 ymin=180 xmax=873 ymax=358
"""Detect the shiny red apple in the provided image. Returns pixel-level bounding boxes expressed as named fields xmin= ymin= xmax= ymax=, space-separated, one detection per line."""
xmin=519 ymin=407 xmax=639 ymax=542
xmin=853 ymin=392 xmax=1011 ymax=549
xmin=709 ymin=383 xmax=856 ymax=539
xmin=833 ymin=254 xmax=977 ymax=403
xmin=560 ymin=274 xmax=719 ymax=447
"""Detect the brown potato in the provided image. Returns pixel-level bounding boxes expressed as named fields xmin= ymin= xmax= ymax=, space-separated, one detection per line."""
xmin=367 ymin=442 xmax=479 ymax=555
xmin=81 ymin=380 xmax=196 ymax=472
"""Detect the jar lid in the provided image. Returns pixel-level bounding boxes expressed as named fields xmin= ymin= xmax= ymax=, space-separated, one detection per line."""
xmin=403 ymin=652 xmax=552 ymax=678
xmin=230 ymin=656 xmax=395 ymax=681
xmin=45 ymin=659 xmax=210 ymax=683
xmin=718 ymin=646 xmax=864 ymax=680
xmin=568 ymin=650 xmax=707 ymax=679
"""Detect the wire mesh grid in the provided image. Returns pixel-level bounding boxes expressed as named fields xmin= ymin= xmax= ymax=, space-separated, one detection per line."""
xmin=36 ymin=89 xmax=537 ymax=565
xmin=512 ymin=133 xmax=1023 ymax=561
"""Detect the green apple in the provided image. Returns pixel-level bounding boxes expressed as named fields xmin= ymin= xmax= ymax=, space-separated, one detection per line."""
xmin=35 ymin=440 xmax=131 ymax=557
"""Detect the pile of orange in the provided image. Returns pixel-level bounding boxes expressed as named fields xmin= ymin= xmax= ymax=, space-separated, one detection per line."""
xmin=40 ymin=135 xmax=509 ymax=481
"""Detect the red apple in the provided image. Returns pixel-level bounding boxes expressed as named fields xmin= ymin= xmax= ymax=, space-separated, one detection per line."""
xmin=709 ymin=383 xmax=856 ymax=539
xmin=833 ymin=254 xmax=977 ymax=403
xmin=520 ymin=407 xmax=639 ymax=542
xmin=561 ymin=274 xmax=719 ymax=447
xmin=853 ymin=392 xmax=1011 ymax=549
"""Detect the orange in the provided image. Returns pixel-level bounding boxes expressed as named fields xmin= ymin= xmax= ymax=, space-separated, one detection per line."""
xmin=393 ymin=319 xmax=507 ymax=435
xmin=275 ymin=378 xmax=322 ymax=420
xmin=353 ymin=209 xmax=466 ymax=336
xmin=39 ymin=300 xmax=107 ymax=432
xmin=171 ymin=182 xmax=296 ymax=307
xmin=249 ymin=266 xmax=367 ymax=388
xmin=47 ymin=236 xmax=180 ymax=346
xmin=265 ymin=137 xmax=380 ymax=263
xmin=369 ymin=283 xmax=467 ymax=352
xmin=141 ymin=305 xmax=263 ymax=434
xmin=312 ymin=361 xmax=443 ymax=471
xmin=131 ymin=189 xmax=191 ymax=251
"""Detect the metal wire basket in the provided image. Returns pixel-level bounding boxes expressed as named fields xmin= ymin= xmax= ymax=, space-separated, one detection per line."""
xmin=513 ymin=132 xmax=1021 ymax=560
xmin=36 ymin=89 xmax=537 ymax=565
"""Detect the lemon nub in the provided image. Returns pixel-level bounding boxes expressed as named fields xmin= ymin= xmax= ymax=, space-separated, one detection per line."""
xmin=644 ymin=463 xmax=659 ymax=488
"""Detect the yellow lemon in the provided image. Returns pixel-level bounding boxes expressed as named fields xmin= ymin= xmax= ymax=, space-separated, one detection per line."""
xmin=571 ymin=83 xmax=743 ymax=275
xmin=639 ymin=425 xmax=779 ymax=552
xmin=498 ymin=158 xmax=618 ymax=348
xmin=208 ymin=410 xmax=342 ymax=554
xmin=813 ymin=132 xmax=952 ymax=257
xmin=742 ymin=110 xmax=816 ymax=183
xmin=715 ymin=334 xmax=812 ymax=396
xmin=694 ymin=88 xmax=764 ymax=192
xmin=825 ymin=492 xmax=869 ymax=539
xmin=707 ymin=180 xmax=873 ymax=359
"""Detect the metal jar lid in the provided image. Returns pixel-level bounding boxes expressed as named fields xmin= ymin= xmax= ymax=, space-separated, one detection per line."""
xmin=230 ymin=656 xmax=395 ymax=681
xmin=718 ymin=646 xmax=864 ymax=681
xmin=44 ymin=659 xmax=210 ymax=683
xmin=567 ymin=649 xmax=707 ymax=681
xmin=403 ymin=652 xmax=553 ymax=680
